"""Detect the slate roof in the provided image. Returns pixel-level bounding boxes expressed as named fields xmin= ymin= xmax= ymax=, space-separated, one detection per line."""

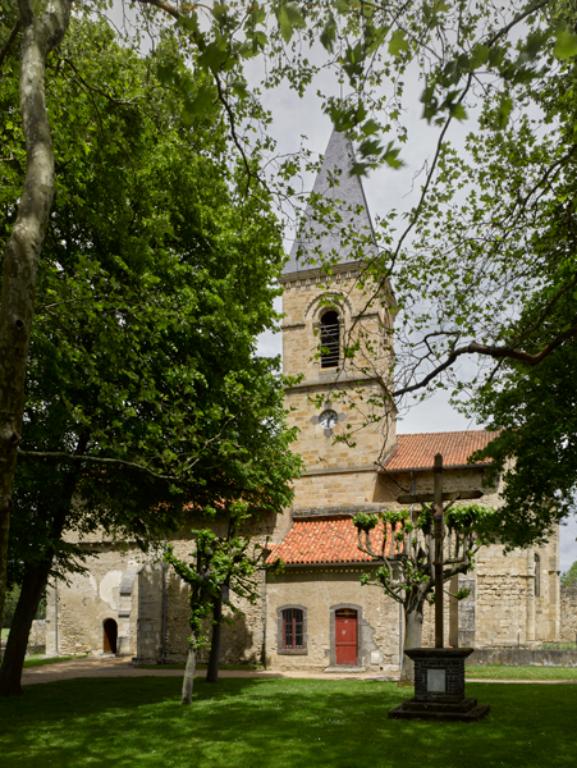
xmin=267 ymin=516 xmax=398 ymax=566
xmin=283 ymin=129 xmax=377 ymax=275
xmin=382 ymin=430 xmax=496 ymax=472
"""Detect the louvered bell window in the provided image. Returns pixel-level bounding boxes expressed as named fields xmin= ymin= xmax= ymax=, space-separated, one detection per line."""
xmin=320 ymin=310 xmax=340 ymax=368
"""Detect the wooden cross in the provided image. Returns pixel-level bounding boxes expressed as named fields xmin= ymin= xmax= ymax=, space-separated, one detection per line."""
xmin=395 ymin=452 xmax=483 ymax=650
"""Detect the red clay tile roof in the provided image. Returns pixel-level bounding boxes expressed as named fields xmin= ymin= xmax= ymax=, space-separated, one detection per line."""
xmin=267 ymin=516 xmax=398 ymax=566
xmin=382 ymin=430 xmax=497 ymax=472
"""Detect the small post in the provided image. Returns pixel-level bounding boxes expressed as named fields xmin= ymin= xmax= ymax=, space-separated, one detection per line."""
xmin=433 ymin=453 xmax=444 ymax=649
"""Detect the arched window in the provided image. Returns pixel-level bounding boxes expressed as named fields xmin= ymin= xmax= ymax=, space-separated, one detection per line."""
xmin=320 ymin=310 xmax=340 ymax=368
xmin=534 ymin=553 xmax=541 ymax=597
xmin=278 ymin=606 xmax=307 ymax=653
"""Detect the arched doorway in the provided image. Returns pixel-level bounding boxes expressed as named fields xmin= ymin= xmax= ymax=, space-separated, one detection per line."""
xmin=334 ymin=608 xmax=358 ymax=666
xmin=103 ymin=618 xmax=118 ymax=654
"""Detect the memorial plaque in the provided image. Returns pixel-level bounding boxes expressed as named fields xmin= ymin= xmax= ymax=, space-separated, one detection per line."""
xmin=427 ymin=668 xmax=446 ymax=693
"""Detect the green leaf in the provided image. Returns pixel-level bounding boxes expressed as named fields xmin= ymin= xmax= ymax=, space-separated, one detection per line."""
xmin=469 ymin=43 xmax=490 ymax=68
xmin=342 ymin=42 xmax=364 ymax=82
xmin=496 ymin=94 xmax=513 ymax=129
xmin=183 ymin=84 xmax=216 ymax=123
xmin=388 ymin=29 xmax=409 ymax=58
xmin=284 ymin=2 xmax=306 ymax=29
xmin=554 ymin=28 xmax=577 ymax=61
xmin=361 ymin=118 xmax=380 ymax=136
xmin=359 ymin=138 xmax=381 ymax=159
xmin=320 ymin=12 xmax=337 ymax=53
xmin=451 ymin=103 xmax=467 ymax=121
xmin=277 ymin=2 xmax=306 ymax=44
xmin=383 ymin=141 xmax=404 ymax=169
xmin=198 ymin=39 xmax=230 ymax=71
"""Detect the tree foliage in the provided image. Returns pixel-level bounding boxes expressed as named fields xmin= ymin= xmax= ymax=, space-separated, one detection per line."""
xmin=259 ymin=0 xmax=577 ymax=544
xmin=165 ymin=501 xmax=266 ymax=704
xmin=0 ymin=17 xmax=299 ymax=695
xmin=561 ymin=559 xmax=577 ymax=588
xmin=354 ymin=502 xmax=496 ymax=679
xmin=2 ymin=0 xmax=576 ymax=673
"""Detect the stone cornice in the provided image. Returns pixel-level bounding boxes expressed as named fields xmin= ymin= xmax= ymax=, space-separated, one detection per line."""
xmin=301 ymin=463 xmax=378 ymax=477
xmin=280 ymin=260 xmax=364 ymax=287
xmin=270 ymin=562 xmax=380 ymax=573
xmin=292 ymin=504 xmax=388 ymax=519
xmin=285 ymin=372 xmax=382 ymax=393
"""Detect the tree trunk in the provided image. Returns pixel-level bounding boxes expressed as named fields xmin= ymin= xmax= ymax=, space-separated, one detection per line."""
xmin=0 ymin=561 xmax=50 ymax=696
xmin=181 ymin=643 xmax=197 ymax=705
xmin=0 ymin=0 xmax=71 ymax=634
xmin=449 ymin=573 xmax=460 ymax=648
xmin=0 ymin=439 xmax=84 ymax=692
xmin=206 ymin=596 xmax=222 ymax=683
xmin=400 ymin=604 xmax=424 ymax=684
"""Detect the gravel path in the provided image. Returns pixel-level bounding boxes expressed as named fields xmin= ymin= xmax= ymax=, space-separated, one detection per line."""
xmin=21 ymin=657 xmax=577 ymax=686
xmin=22 ymin=657 xmax=393 ymax=686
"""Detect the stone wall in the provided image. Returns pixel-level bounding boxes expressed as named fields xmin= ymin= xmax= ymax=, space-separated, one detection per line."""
xmin=266 ymin=568 xmax=400 ymax=672
xmin=49 ymin=536 xmax=268 ymax=665
xmin=46 ymin=547 xmax=148 ymax=657
xmin=560 ymin=584 xmax=577 ymax=644
xmin=28 ymin=620 xmax=46 ymax=654
xmin=282 ymin=269 xmax=395 ymax=484
xmin=470 ymin=647 xmax=577 ymax=666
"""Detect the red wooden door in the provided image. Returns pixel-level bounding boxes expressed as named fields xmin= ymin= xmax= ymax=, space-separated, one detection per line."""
xmin=335 ymin=609 xmax=358 ymax=665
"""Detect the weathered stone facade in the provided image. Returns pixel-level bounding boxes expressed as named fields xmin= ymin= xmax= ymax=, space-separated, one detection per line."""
xmin=48 ymin=129 xmax=561 ymax=673
xmin=560 ymin=584 xmax=577 ymax=644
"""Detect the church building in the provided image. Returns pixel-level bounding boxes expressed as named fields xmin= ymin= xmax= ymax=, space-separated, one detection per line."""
xmin=45 ymin=131 xmax=560 ymax=672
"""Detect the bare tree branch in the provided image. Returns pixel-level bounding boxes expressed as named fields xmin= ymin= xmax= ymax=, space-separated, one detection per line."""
xmin=17 ymin=449 xmax=179 ymax=482
xmin=393 ymin=318 xmax=577 ymax=397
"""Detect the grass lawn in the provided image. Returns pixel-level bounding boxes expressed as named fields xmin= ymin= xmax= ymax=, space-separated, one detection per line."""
xmin=467 ymin=664 xmax=577 ymax=680
xmin=2 ymin=677 xmax=577 ymax=768
xmin=23 ymin=655 xmax=77 ymax=668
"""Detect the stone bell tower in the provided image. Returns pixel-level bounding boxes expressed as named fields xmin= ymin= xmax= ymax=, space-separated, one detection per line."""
xmin=281 ymin=130 xmax=396 ymax=513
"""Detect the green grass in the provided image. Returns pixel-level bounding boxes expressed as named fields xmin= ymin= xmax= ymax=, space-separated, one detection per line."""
xmin=2 ymin=677 xmax=577 ymax=767
xmin=467 ymin=664 xmax=577 ymax=680
xmin=137 ymin=661 xmax=262 ymax=671
xmin=23 ymin=655 xmax=77 ymax=668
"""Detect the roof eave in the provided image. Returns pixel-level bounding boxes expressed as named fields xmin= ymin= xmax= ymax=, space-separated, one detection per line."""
xmin=380 ymin=461 xmax=493 ymax=474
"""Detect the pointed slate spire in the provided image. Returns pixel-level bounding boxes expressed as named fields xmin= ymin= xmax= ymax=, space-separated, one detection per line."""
xmin=283 ymin=130 xmax=377 ymax=275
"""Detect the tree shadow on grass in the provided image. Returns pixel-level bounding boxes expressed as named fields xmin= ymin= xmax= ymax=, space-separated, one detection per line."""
xmin=1 ymin=678 xmax=577 ymax=768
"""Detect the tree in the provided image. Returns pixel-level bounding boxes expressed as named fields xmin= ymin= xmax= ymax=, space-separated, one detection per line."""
xmin=354 ymin=503 xmax=495 ymax=681
xmin=561 ymin=560 xmax=577 ymax=588
xmin=165 ymin=503 xmax=270 ymax=704
xmin=0 ymin=0 xmax=300 ymax=646
xmin=265 ymin=0 xmax=577 ymax=544
xmin=0 ymin=0 xmax=72 ymax=639
xmin=4 ymin=0 xmax=574 ymax=655
xmin=0 ymin=18 xmax=298 ymax=696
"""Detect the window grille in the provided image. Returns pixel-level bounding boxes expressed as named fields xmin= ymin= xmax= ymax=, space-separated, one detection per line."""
xmin=320 ymin=310 xmax=340 ymax=368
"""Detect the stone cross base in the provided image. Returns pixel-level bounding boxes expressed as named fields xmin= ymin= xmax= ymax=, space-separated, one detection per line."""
xmin=388 ymin=647 xmax=490 ymax=721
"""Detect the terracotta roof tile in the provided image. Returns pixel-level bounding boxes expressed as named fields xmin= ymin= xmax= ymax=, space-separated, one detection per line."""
xmin=267 ymin=517 xmax=398 ymax=566
xmin=382 ymin=430 xmax=496 ymax=472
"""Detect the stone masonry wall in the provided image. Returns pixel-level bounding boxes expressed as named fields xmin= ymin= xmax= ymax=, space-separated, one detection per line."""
xmin=561 ymin=584 xmax=577 ymax=644
xmin=49 ymin=535 xmax=269 ymax=664
xmin=282 ymin=269 xmax=395 ymax=477
xmin=266 ymin=569 xmax=400 ymax=672
xmin=46 ymin=547 xmax=148 ymax=657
